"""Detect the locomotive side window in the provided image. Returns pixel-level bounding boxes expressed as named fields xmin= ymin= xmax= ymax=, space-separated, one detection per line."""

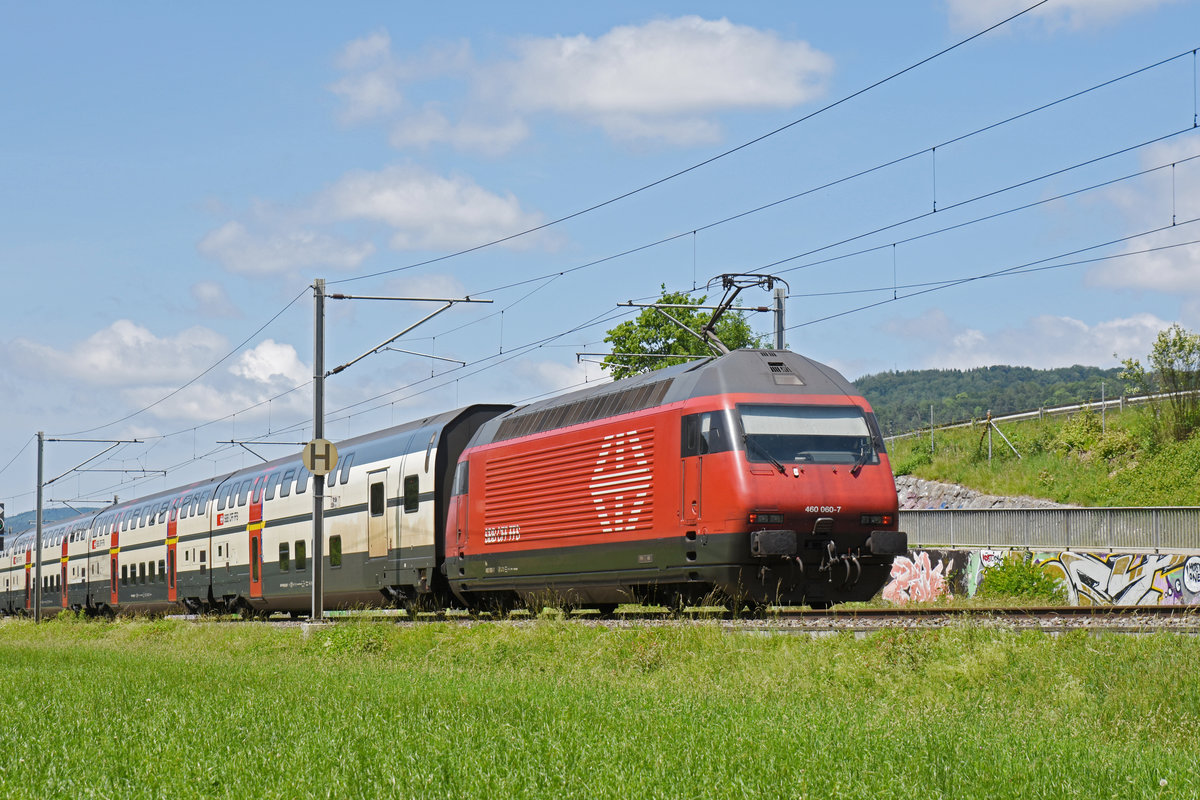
xmin=681 ymin=410 xmax=737 ymax=457
xmin=738 ymin=405 xmax=877 ymax=467
xmin=452 ymin=462 xmax=469 ymax=496
xmin=403 ymin=476 xmax=420 ymax=513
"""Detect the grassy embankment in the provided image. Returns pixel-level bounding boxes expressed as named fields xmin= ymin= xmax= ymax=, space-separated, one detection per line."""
xmin=1 ymin=617 xmax=1198 ymax=799
xmin=887 ymin=404 xmax=1200 ymax=506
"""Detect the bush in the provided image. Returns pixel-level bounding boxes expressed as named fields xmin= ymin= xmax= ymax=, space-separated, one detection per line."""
xmin=892 ymin=447 xmax=932 ymax=475
xmin=977 ymin=553 xmax=1066 ymax=604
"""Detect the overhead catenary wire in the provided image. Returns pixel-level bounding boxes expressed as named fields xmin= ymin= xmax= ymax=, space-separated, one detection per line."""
xmin=785 ymin=216 xmax=1200 ymax=331
xmin=51 ymin=285 xmax=311 ymax=439
xmin=22 ymin=17 xmax=1197 ymax=509
xmin=329 ymin=1 xmax=1049 ymax=287
xmin=47 ymin=41 xmax=1196 ymax=462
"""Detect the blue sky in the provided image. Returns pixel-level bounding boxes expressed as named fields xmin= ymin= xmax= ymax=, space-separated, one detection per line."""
xmin=3 ymin=0 xmax=1199 ymax=515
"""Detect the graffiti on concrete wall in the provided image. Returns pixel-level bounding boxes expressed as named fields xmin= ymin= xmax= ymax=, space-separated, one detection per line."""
xmin=885 ymin=550 xmax=1200 ymax=606
xmin=966 ymin=549 xmax=1006 ymax=596
xmin=1034 ymin=552 xmax=1200 ymax=606
xmin=882 ymin=551 xmax=955 ymax=605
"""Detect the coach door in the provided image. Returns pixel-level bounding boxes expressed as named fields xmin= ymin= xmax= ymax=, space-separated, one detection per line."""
xmin=248 ymin=477 xmax=264 ymax=599
xmin=166 ymin=503 xmax=179 ymax=603
xmin=24 ymin=550 xmax=31 ymax=611
xmin=109 ymin=528 xmax=120 ymax=607
xmin=367 ymin=470 xmax=390 ymax=560
xmin=60 ymin=539 xmax=68 ymax=609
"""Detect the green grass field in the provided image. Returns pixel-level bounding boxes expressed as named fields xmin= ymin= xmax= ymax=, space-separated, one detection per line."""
xmin=2 ymin=617 xmax=1197 ymax=799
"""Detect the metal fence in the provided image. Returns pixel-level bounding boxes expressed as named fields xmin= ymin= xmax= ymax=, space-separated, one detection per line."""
xmin=900 ymin=507 xmax=1200 ymax=552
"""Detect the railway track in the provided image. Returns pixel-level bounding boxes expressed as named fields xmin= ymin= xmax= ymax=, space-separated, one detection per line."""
xmin=288 ymin=603 xmax=1200 ymax=635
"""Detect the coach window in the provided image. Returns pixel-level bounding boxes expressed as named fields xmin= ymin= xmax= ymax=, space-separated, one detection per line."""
xmin=404 ymin=476 xmax=420 ymax=513
xmin=158 ymin=559 xmax=166 ymax=582
xmin=295 ymin=466 xmax=310 ymax=495
xmin=279 ymin=542 xmax=290 ymax=573
xmin=121 ymin=565 xmax=128 ymax=585
xmin=139 ymin=563 xmax=147 ymax=585
xmin=370 ymin=481 xmax=386 ymax=517
xmin=295 ymin=540 xmax=306 ymax=571
xmin=329 ymin=535 xmax=342 ymax=568
xmin=148 ymin=561 xmax=156 ymax=582
xmin=252 ymin=476 xmax=264 ymax=504
xmin=338 ymin=453 xmax=355 ymax=486
xmin=237 ymin=480 xmax=252 ymax=507
xmin=199 ymin=550 xmax=207 ymax=575
xmin=264 ymin=471 xmax=282 ymax=501
xmin=279 ymin=469 xmax=296 ymax=498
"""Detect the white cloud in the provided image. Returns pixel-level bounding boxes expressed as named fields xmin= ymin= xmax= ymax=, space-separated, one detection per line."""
xmin=320 ymin=165 xmax=544 ymax=251
xmin=330 ymin=71 xmax=405 ymax=124
xmin=389 ymin=108 xmax=530 ymax=156
xmin=331 ymin=17 xmax=832 ymax=149
xmin=1087 ymin=140 xmax=1200 ymax=293
xmin=883 ymin=309 xmax=1167 ymax=368
xmin=501 ymin=16 xmax=830 ymax=118
xmin=5 ymin=323 xmax=315 ymax=426
xmin=189 ymin=280 xmax=241 ymax=318
xmin=198 ymin=221 xmax=375 ymax=276
xmin=9 ymin=320 xmax=228 ymax=386
xmin=500 ymin=16 xmax=832 ymax=142
xmin=336 ymin=29 xmax=393 ymax=70
xmin=947 ymin=0 xmax=1177 ymax=31
xmin=231 ymin=339 xmax=309 ymax=387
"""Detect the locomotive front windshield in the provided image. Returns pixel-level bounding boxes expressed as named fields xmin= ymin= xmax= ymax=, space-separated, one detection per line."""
xmin=738 ymin=404 xmax=880 ymax=467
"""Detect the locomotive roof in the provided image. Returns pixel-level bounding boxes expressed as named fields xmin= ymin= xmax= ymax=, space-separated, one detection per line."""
xmin=472 ymin=349 xmax=862 ymax=446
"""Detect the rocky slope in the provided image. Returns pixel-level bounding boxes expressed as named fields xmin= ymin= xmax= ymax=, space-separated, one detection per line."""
xmin=894 ymin=475 xmax=1070 ymax=510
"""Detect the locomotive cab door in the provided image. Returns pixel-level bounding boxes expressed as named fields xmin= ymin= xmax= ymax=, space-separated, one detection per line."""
xmin=367 ymin=470 xmax=390 ymax=560
xmin=680 ymin=414 xmax=703 ymax=525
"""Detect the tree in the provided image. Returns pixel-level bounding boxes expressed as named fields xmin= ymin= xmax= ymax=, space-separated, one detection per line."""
xmin=1118 ymin=323 xmax=1200 ymax=440
xmin=602 ymin=286 xmax=768 ymax=380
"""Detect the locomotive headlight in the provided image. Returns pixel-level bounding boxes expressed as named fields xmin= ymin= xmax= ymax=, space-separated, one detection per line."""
xmin=860 ymin=513 xmax=894 ymax=526
xmin=749 ymin=512 xmax=784 ymax=525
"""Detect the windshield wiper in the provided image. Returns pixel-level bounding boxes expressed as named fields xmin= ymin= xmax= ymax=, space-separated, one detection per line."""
xmin=850 ymin=442 xmax=872 ymax=476
xmin=743 ymin=435 xmax=785 ymax=474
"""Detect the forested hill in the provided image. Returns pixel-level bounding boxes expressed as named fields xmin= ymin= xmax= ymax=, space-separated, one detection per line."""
xmin=854 ymin=365 xmax=1132 ymax=436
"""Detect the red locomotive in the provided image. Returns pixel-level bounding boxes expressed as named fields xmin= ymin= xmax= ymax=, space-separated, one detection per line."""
xmin=446 ymin=349 xmax=905 ymax=610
